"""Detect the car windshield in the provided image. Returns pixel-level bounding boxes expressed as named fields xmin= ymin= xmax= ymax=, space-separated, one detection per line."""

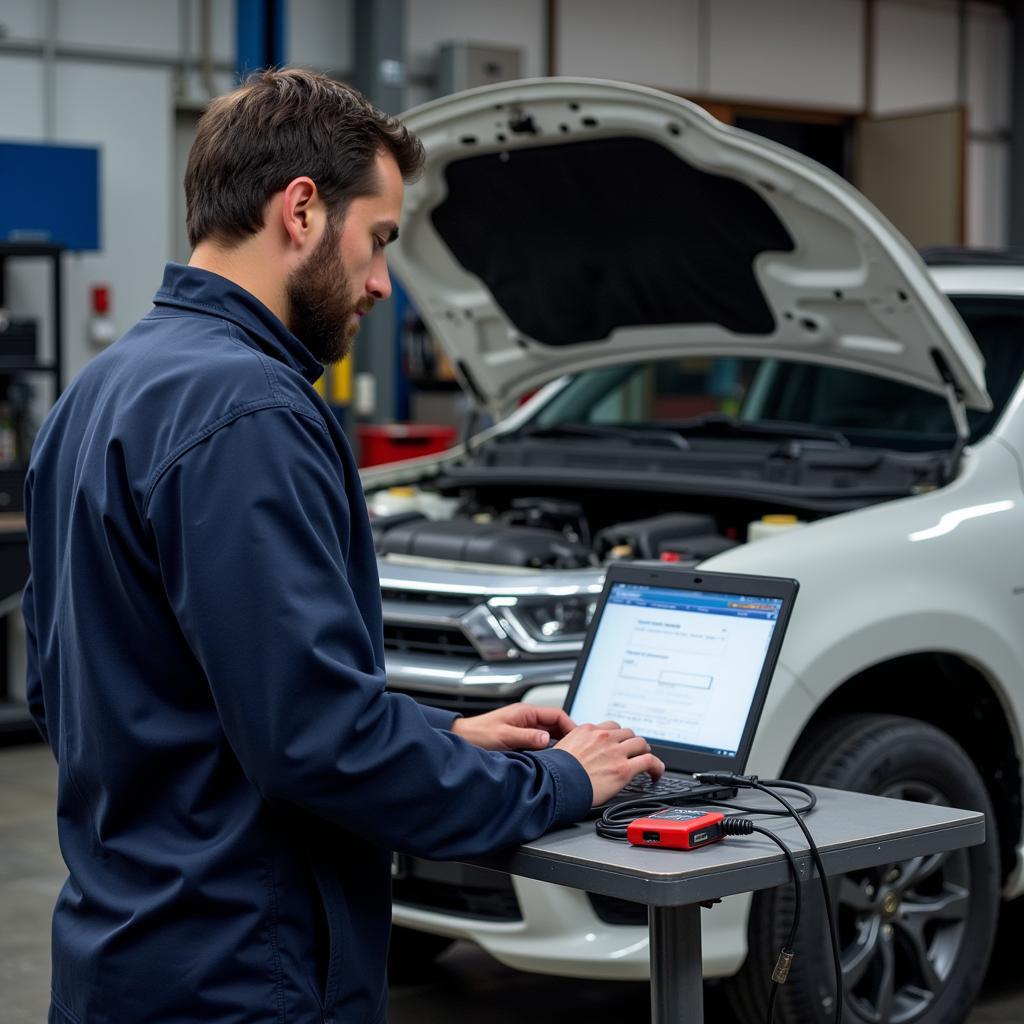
xmin=527 ymin=296 xmax=1024 ymax=451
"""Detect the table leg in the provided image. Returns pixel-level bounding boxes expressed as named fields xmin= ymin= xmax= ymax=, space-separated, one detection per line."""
xmin=649 ymin=902 xmax=703 ymax=1023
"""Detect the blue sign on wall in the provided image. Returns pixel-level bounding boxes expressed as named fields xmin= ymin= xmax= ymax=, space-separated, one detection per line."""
xmin=0 ymin=141 xmax=101 ymax=251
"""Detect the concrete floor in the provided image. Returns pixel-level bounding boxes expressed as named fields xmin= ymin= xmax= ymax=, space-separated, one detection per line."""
xmin=3 ymin=741 xmax=1024 ymax=1023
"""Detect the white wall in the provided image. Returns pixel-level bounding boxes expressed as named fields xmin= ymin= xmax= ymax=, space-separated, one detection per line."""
xmin=406 ymin=0 xmax=545 ymax=78
xmin=287 ymin=0 xmax=353 ymax=74
xmin=0 ymin=0 xmax=43 ymax=38
xmin=0 ymin=0 xmax=236 ymax=384
xmin=556 ymin=0 xmax=700 ymax=94
xmin=966 ymin=1 xmax=1012 ymax=247
xmin=405 ymin=0 xmax=546 ymax=108
xmin=56 ymin=61 xmax=173 ymax=380
xmin=706 ymin=0 xmax=865 ymax=110
xmin=0 ymin=55 xmax=45 ymax=139
xmin=436 ymin=0 xmax=1009 ymax=247
xmin=56 ymin=0 xmax=182 ymax=55
xmin=873 ymin=0 xmax=960 ymax=113
xmin=0 ymin=0 xmax=1015 ymax=380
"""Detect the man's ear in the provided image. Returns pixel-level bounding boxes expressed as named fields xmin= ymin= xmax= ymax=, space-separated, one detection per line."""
xmin=280 ymin=176 xmax=320 ymax=249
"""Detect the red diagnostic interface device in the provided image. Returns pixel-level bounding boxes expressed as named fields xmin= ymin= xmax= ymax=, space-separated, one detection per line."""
xmin=626 ymin=808 xmax=726 ymax=850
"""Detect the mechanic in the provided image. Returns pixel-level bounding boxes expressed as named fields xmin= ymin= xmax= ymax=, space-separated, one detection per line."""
xmin=22 ymin=68 xmax=664 ymax=1024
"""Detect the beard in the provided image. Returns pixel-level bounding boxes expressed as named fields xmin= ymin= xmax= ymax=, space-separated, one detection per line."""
xmin=286 ymin=216 xmax=370 ymax=365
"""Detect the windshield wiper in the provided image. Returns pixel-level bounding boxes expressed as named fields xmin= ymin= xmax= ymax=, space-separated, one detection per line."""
xmin=665 ymin=413 xmax=850 ymax=448
xmin=518 ymin=423 xmax=691 ymax=451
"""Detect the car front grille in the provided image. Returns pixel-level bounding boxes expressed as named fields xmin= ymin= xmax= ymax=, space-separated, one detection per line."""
xmin=393 ymin=858 xmax=522 ymax=921
xmin=380 ymin=587 xmax=476 ymax=609
xmin=587 ymin=892 xmax=648 ymax=926
xmin=382 ymin=622 xmax=479 ymax=658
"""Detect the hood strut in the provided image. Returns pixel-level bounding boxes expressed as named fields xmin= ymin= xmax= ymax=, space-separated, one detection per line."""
xmin=940 ymin=376 xmax=970 ymax=484
xmin=931 ymin=347 xmax=970 ymax=482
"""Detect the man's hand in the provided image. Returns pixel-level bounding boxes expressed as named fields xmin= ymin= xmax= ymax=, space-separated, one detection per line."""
xmin=451 ymin=703 xmax=576 ymax=751
xmin=555 ymin=721 xmax=665 ymax=807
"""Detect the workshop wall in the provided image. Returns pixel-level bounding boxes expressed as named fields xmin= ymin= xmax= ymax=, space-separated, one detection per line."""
xmin=965 ymin=4 xmax=1011 ymax=250
xmin=0 ymin=0 xmax=229 ymax=386
xmin=406 ymin=0 xmax=547 ymax=88
xmin=0 ymin=0 xmax=355 ymax=386
xmin=406 ymin=0 xmax=1008 ymax=248
xmin=0 ymin=0 xmax=1013 ymax=394
xmin=287 ymin=0 xmax=353 ymax=77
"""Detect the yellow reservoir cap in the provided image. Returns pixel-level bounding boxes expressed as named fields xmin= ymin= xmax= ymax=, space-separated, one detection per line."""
xmin=748 ymin=513 xmax=805 ymax=543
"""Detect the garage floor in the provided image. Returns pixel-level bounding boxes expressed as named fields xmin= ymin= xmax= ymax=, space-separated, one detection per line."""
xmin=3 ymin=742 xmax=1022 ymax=1023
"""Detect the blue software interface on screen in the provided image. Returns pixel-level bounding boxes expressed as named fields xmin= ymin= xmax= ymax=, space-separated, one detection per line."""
xmin=567 ymin=583 xmax=782 ymax=757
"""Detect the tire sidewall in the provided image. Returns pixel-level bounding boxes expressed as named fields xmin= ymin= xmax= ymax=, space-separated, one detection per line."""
xmin=786 ymin=716 xmax=1000 ymax=1024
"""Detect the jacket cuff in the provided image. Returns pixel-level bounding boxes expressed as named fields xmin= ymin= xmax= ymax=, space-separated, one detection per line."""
xmin=418 ymin=703 xmax=461 ymax=732
xmin=530 ymin=747 xmax=593 ymax=824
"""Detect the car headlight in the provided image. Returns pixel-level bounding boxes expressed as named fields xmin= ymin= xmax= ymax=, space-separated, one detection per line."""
xmin=488 ymin=595 xmax=598 ymax=653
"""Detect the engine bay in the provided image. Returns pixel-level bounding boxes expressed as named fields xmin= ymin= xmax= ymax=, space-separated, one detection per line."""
xmin=366 ymin=487 xmax=818 ymax=570
xmin=366 ymin=414 xmax=950 ymax=571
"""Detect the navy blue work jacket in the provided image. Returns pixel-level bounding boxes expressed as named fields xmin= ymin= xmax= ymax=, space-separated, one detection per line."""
xmin=23 ymin=263 xmax=592 ymax=1024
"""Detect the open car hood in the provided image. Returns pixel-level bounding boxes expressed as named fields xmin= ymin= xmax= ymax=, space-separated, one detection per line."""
xmin=390 ymin=78 xmax=990 ymax=416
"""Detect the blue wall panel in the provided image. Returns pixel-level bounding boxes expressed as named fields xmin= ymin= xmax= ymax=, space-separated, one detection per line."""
xmin=236 ymin=0 xmax=286 ymax=79
xmin=0 ymin=141 xmax=101 ymax=251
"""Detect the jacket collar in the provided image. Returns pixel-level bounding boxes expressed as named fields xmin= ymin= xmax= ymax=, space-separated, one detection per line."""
xmin=153 ymin=262 xmax=324 ymax=385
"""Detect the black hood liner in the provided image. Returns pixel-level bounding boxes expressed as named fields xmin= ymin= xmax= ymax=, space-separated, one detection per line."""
xmin=431 ymin=136 xmax=795 ymax=346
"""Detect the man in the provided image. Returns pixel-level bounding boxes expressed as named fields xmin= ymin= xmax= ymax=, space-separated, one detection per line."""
xmin=24 ymin=68 xmax=663 ymax=1023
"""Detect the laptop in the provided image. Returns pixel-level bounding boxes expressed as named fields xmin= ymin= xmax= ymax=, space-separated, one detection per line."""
xmin=563 ymin=562 xmax=799 ymax=812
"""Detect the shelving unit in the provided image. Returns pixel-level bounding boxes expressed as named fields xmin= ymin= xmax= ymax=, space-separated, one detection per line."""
xmin=0 ymin=242 xmax=63 ymax=741
xmin=0 ymin=241 xmax=64 ymax=390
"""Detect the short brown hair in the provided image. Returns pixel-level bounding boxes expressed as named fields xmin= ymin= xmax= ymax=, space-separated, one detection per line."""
xmin=185 ymin=68 xmax=424 ymax=248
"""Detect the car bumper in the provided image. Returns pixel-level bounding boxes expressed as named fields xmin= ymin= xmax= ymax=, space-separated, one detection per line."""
xmin=393 ymin=869 xmax=752 ymax=980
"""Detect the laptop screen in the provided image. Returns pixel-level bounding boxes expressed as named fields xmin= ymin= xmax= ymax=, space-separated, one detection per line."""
xmin=566 ymin=581 xmax=784 ymax=759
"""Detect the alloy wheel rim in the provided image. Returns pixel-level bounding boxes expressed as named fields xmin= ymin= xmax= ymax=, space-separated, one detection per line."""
xmin=835 ymin=780 xmax=970 ymax=1024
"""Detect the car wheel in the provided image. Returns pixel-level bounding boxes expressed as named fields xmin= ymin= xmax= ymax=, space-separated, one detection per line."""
xmin=387 ymin=926 xmax=456 ymax=984
xmin=726 ymin=714 xmax=999 ymax=1024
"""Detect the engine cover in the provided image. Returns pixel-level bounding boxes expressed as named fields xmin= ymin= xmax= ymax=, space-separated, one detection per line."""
xmin=376 ymin=518 xmax=591 ymax=569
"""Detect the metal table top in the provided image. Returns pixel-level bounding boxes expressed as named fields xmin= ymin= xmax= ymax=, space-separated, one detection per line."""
xmin=476 ymin=785 xmax=986 ymax=907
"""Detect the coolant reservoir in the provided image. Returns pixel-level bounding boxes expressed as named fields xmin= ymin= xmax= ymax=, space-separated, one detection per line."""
xmin=367 ymin=486 xmax=458 ymax=520
xmin=747 ymin=514 xmax=805 ymax=543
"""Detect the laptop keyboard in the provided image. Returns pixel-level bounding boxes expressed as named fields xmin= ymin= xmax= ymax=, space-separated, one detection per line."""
xmin=620 ymin=773 xmax=700 ymax=798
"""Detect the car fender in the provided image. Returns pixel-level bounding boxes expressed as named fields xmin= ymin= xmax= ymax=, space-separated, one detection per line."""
xmin=704 ymin=437 xmax=1024 ymax=806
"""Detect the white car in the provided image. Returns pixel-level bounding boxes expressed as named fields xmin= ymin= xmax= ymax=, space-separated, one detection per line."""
xmin=363 ymin=78 xmax=1022 ymax=1024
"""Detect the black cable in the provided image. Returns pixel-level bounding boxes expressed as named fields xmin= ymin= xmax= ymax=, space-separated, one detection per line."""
xmin=595 ymin=775 xmax=839 ymax=1023
xmin=593 ymin=780 xmax=817 ymax=841
xmin=597 ymin=804 xmax=805 ymax=1024
xmin=697 ymin=774 xmax=843 ymax=1024
xmin=755 ymin=782 xmax=842 ymax=1024
xmin=694 ymin=779 xmax=817 ymax=818
xmin=594 ymin=798 xmax=672 ymax=841
xmin=723 ymin=820 xmax=802 ymax=1024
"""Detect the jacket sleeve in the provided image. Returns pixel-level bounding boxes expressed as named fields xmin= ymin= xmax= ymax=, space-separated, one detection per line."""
xmin=20 ymin=575 xmax=48 ymax=747
xmin=418 ymin=704 xmax=460 ymax=731
xmin=145 ymin=405 xmax=591 ymax=858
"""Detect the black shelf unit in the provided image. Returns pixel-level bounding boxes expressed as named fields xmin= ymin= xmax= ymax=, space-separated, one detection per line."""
xmin=0 ymin=241 xmax=64 ymax=395
xmin=0 ymin=242 xmax=63 ymax=742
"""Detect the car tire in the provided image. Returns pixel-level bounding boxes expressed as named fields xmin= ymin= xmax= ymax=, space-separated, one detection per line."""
xmin=725 ymin=714 xmax=999 ymax=1024
xmin=387 ymin=926 xmax=456 ymax=984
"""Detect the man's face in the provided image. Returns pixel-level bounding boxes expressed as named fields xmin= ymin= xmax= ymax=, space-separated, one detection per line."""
xmin=286 ymin=152 xmax=404 ymax=364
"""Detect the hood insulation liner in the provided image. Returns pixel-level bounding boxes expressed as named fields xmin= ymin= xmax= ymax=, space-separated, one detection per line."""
xmin=430 ymin=136 xmax=795 ymax=346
